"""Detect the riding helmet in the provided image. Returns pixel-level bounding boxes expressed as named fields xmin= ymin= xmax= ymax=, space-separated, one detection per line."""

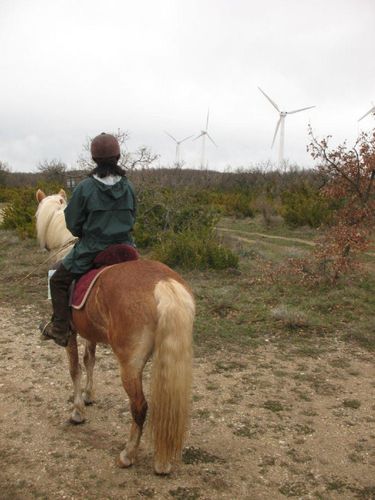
xmin=91 ymin=133 xmax=121 ymax=160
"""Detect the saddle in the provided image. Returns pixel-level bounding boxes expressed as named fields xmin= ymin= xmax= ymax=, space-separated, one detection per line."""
xmin=70 ymin=244 xmax=139 ymax=310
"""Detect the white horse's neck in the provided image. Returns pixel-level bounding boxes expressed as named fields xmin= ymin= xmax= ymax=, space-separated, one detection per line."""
xmin=36 ymin=195 xmax=75 ymax=261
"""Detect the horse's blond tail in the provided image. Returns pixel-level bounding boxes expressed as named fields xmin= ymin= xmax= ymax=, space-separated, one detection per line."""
xmin=150 ymin=279 xmax=195 ymax=473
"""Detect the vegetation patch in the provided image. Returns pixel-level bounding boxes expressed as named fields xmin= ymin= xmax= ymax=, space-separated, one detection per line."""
xmin=169 ymin=487 xmax=201 ymax=500
xmin=193 ymin=408 xmax=210 ymax=419
xmin=350 ymin=485 xmax=375 ymax=499
xmin=231 ymin=418 xmax=264 ymax=438
xmin=263 ymin=400 xmax=284 ymax=412
xmin=182 ymin=447 xmax=224 ymax=465
xmin=286 ymin=448 xmax=312 ymax=463
xmin=342 ymin=399 xmax=361 ymax=409
xmin=294 ymin=423 xmax=315 ymax=435
xmin=270 ymin=305 xmax=309 ymax=329
xmin=329 ymin=357 xmax=351 ymax=369
xmin=279 ymin=481 xmax=308 ymax=497
xmin=137 ymin=487 xmax=155 ymax=498
xmin=281 ymin=182 xmax=331 ymax=228
xmin=326 ymin=477 xmax=348 ymax=491
xmin=153 ymin=229 xmax=238 ymax=270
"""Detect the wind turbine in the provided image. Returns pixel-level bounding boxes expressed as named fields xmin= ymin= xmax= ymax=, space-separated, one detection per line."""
xmin=258 ymin=87 xmax=315 ymax=167
xmin=194 ymin=109 xmax=217 ymax=168
xmin=358 ymin=102 xmax=375 ymax=122
xmin=164 ymin=131 xmax=193 ymax=166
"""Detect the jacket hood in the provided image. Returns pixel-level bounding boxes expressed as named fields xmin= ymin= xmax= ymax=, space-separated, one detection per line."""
xmin=91 ymin=176 xmax=130 ymax=199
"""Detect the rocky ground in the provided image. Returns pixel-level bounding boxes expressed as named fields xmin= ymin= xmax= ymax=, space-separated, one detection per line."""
xmin=1 ymin=303 xmax=374 ymax=499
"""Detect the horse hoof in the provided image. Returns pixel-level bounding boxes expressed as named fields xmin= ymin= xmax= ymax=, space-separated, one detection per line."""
xmin=82 ymin=391 xmax=94 ymax=406
xmin=118 ymin=451 xmax=134 ymax=468
xmin=69 ymin=417 xmax=85 ymax=425
xmin=154 ymin=462 xmax=172 ymax=475
xmin=69 ymin=410 xmax=85 ymax=425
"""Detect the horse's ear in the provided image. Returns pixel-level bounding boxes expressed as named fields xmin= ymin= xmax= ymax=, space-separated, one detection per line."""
xmin=58 ymin=189 xmax=67 ymax=201
xmin=36 ymin=189 xmax=46 ymax=203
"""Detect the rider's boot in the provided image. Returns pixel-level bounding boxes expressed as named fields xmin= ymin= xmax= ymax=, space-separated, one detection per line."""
xmin=40 ymin=264 xmax=78 ymax=347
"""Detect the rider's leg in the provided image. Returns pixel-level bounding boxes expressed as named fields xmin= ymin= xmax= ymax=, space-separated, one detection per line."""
xmin=41 ymin=263 xmax=79 ymax=347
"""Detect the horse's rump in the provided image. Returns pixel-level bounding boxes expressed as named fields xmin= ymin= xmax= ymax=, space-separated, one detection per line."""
xmin=71 ymin=259 xmax=192 ymax=345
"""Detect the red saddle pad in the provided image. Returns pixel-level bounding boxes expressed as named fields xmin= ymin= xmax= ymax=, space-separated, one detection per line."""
xmin=71 ymin=244 xmax=138 ymax=310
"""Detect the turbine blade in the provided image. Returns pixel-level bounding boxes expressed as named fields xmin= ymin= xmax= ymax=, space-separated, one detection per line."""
xmin=206 ymin=109 xmax=210 ymax=130
xmin=207 ymin=133 xmax=217 ymax=147
xmin=164 ymin=131 xmax=177 ymax=142
xmin=271 ymin=118 xmax=281 ymax=148
xmin=288 ymin=106 xmax=315 ymax=114
xmin=358 ymin=107 xmax=375 ymax=122
xmin=258 ymin=87 xmax=280 ymax=112
xmin=193 ymin=133 xmax=204 ymax=141
xmin=180 ymin=135 xmax=194 ymax=143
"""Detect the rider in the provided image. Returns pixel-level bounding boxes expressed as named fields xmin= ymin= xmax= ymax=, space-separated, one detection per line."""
xmin=41 ymin=133 xmax=137 ymax=347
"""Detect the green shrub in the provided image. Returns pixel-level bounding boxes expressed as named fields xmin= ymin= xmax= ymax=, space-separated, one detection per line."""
xmin=0 ymin=183 xmax=65 ymax=238
xmin=152 ymin=229 xmax=238 ymax=270
xmin=281 ymin=184 xmax=331 ymax=228
xmin=133 ymin=201 xmax=169 ymax=247
xmin=0 ymin=187 xmax=14 ymax=202
xmin=134 ymin=188 xmax=238 ymax=270
xmin=134 ymin=187 xmax=220 ymax=248
xmin=221 ymin=192 xmax=255 ymax=217
xmin=0 ymin=187 xmax=37 ymax=238
xmin=194 ymin=190 xmax=254 ymax=218
xmin=1 ymin=184 xmax=239 ymax=271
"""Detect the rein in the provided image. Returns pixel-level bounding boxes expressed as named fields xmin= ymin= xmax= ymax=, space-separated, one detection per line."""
xmin=16 ymin=238 xmax=77 ymax=284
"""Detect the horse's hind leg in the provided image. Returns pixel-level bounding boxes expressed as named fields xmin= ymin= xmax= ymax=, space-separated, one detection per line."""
xmin=118 ymin=364 xmax=148 ymax=468
xmin=82 ymin=340 xmax=96 ymax=405
xmin=66 ymin=334 xmax=85 ymax=424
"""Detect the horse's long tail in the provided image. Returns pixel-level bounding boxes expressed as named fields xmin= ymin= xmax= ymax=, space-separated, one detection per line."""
xmin=150 ymin=278 xmax=195 ymax=474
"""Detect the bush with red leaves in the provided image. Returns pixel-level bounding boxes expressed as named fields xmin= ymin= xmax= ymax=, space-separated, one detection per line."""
xmin=307 ymin=122 xmax=375 ymax=280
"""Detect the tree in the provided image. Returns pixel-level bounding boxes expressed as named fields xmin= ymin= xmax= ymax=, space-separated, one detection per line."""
xmin=37 ymin=159 xmax=67 ymax=184
xmin=307 ymin=122 xmax=375 ymax=279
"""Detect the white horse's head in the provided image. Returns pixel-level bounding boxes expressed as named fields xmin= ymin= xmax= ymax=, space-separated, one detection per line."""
xmin=35 ymin=189 xmax=74 ymax=259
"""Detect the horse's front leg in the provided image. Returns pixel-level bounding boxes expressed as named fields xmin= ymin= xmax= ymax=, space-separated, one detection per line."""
xmin=82 ymin=340 xmax=96 ymax=405
xmin=66 ymin=333 xmax=86 ymax=424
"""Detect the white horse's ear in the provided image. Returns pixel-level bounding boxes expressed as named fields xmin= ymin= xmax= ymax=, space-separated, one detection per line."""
xmin=36 ymin=189 xmax=46 ymax=202
xmin=58 ymin=189 xmax=67 ymax=201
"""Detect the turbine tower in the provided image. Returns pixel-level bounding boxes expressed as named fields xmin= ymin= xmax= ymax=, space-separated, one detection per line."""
xmin=194 ymin=109 xmax=217 ymax=168
xmin=358 ymin=102 xmax=375 ymax=122
xmin=165 ymin=131 xmax=193 ymax=166
xmin=258 ymin=87 xmax=315 ymax=167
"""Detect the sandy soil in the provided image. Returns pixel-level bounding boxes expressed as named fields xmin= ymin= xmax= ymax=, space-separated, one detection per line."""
xmin=1 ymin=304 xmax=374 ymax=499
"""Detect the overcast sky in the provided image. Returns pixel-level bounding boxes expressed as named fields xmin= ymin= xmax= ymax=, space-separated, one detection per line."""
xmin=1 ymin=0 xmax=374 ymax=172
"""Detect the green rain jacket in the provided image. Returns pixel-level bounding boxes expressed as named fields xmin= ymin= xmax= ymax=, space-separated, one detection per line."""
xmin=62 ymin=176 xmax=136 ymax=274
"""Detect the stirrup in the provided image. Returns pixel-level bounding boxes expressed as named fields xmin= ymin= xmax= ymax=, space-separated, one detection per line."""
xmin=39 ymin=321 xmax=53 ymax=339
xmin=39 ymin=321 xmax=71 ymax=347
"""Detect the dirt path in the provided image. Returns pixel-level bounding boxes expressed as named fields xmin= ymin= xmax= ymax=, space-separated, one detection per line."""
xmin=1 ymin=304 xmax=374 ymax=499
xmin=217 ymin=227 xmax=316 ymax=247
xmin=218 ymin=226 xmax=375 ymax=258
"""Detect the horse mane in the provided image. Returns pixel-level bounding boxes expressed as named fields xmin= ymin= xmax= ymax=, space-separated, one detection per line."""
xmin=36 ymin=195 xmax=73 ymax=254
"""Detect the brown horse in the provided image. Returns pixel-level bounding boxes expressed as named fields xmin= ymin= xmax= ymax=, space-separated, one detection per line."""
xmin=35 ymin=189 xmax=195 ymax=474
